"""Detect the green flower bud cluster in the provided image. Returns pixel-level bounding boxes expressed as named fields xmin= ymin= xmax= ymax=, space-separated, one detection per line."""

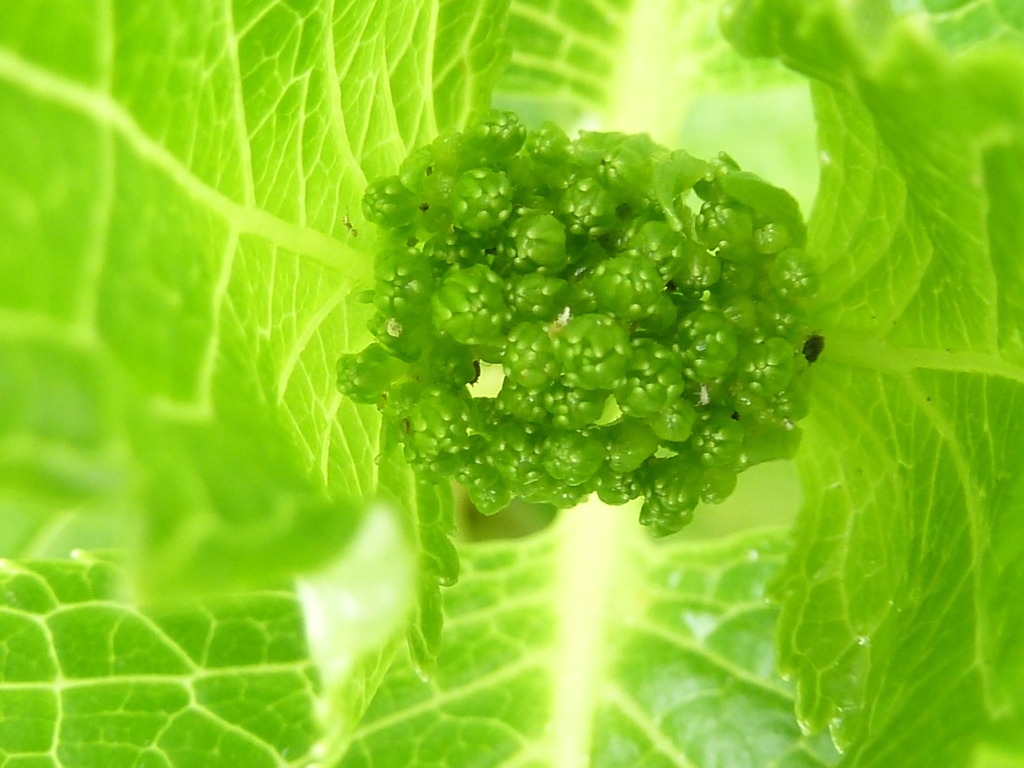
xmin=339 ymin=110 xmax=818 ymax=535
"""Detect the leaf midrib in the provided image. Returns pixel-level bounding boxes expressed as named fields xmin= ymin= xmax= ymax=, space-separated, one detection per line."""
xmin=819 ymin=330 xmax=1024 ymax=383
xmin=547 ymin=498 xmax=632 ymax=767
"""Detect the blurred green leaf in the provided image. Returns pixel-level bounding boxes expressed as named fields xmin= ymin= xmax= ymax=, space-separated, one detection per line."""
xmin=339 ymin=507 xmax=838 ymax=767
xmin=723 ymin=1 xmax=1024 ymax=764
xmin=494 ymin=0 xmax=819 ymax=215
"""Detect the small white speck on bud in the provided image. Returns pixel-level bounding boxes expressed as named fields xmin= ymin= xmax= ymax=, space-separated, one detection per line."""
xmin=698 ymin=384 xmax=710 ymax=406
xmin=386 ymin=317 xmax=403 ymax=337
xmin=549 ymin=306 xmax=572 ymax=335
xmin=783 ymin=417 xmax=795 ymax=431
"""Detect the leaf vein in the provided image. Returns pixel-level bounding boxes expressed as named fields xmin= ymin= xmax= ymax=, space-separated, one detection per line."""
xmin=0 ymin=49 xmax=362 ymax=278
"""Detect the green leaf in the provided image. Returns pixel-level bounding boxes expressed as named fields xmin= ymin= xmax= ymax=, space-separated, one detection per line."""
xmin=723 ymin=1 xmax=1024 ymax=764
xmin=337 ymin=506 xmax=839 ymax=767
xmin=0 ymin=0 xmax=507 ymax=596
xmin=497 ymin=0 xmax=792 ymax=128
xmin=0 ymin=2 xmax=514 ymax=747
xmin=907 ymin=0 xmax=1024 ymax=51
xmin=0 ymin=553 xmax=320 ymax=767
xmin=495 ymin=0 xmax=820 ymax=217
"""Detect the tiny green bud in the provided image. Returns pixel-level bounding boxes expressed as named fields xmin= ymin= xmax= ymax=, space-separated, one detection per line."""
xmin=513 ymin=213 xmax=568 ymax=270
xmin=504 ymin=322 xmax=560 ymax=388
xmin=649 ymin=399 xmax=697 ymax=442
xmin=555 ymin=314 xmax=632 ymax=391
xmin=452 ymin=168 xmax=513 ymax=233
xmin=363 ymin=176 xmax=417 ymax=229
xmin=431 ymin=264 xmax=510 ymax=346
xmin=542 ymin=429 xmax=606 ymax=486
